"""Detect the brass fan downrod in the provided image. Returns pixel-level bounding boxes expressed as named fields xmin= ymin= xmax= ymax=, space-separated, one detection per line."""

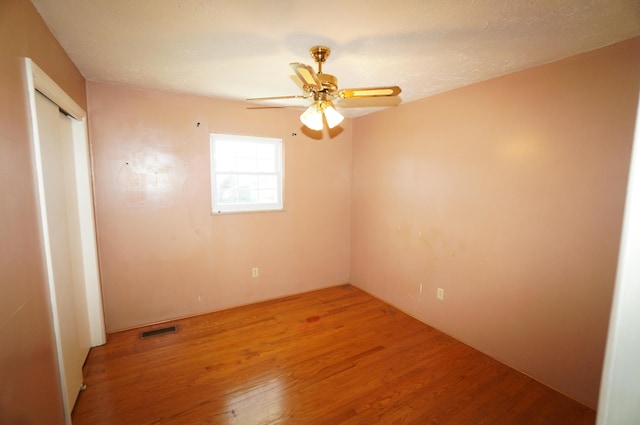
xmin=310 ymin=46 xmax=330 ymax=74
xmin=308 ymin=46 xmax=338 ymax=93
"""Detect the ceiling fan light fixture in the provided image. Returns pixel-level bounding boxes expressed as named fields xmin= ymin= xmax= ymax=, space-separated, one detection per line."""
xmin=300 ymin=103 xmax=324 ymax=131
xmin=300 ymin=100 xmax=344 ymax=131
xmin=322 ymin=101 xmax=344 ymax=129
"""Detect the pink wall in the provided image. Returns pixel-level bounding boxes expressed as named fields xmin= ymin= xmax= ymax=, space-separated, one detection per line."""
xmin=0 ymin=0 xmax=87 ymax=423
xmin=350 ymin=37 xmax=640 ymax=409
xmin=87 ymin=82 xmax=352 ymax=332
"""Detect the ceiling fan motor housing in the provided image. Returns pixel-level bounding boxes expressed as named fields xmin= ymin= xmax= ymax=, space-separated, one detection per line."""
xmin=319 ymin=73 xmax=338 ymax=93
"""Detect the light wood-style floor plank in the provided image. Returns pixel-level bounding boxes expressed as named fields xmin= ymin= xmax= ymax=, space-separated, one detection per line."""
xmin=72 ymin=284 xmax=596 ymax=424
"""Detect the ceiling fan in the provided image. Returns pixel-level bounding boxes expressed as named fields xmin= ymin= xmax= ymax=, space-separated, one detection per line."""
xmin=247 ymin=46 xmax=402 ymax=131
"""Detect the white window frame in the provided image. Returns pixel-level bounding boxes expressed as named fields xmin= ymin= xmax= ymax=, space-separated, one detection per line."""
xmin=210 ymin=133 xmax=284 ymax=214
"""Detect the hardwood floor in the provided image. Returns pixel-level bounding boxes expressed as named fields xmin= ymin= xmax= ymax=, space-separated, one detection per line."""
xmin=72 ymin=285 xmax=596 ymax=424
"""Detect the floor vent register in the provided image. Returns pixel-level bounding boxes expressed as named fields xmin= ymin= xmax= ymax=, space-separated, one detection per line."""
xmin=140 ymin=325 xmax=178 ymax=339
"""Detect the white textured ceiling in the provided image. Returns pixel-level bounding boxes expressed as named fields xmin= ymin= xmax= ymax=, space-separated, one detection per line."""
xmin=31 ymin=0 xmax=640 ymax=117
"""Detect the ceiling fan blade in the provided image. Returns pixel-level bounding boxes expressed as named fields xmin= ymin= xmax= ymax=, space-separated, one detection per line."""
xmin=337 ymin=86 xmax=402 ymax=99
xmin=247 ymin=94 xmax=310 ymax=101
xmin=336 ymin=96 xmax=402 ymax=108
xmin=289 ymin=62 xmax=322 ymax=90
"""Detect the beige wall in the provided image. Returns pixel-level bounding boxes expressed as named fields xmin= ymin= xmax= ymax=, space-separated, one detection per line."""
xmin=350 ymin=37 xmax=640 ymax=409
xmin=87 ymin=82 xmax=353 ymax=332
xmin=0 ymin=0 xmax=87 ymax=423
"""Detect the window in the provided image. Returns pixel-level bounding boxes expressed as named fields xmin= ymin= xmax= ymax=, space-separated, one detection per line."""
xmin=210 ymin=133 xmax=283 ymax=213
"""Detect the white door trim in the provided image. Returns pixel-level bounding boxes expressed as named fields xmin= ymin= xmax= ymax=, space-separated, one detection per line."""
xmin=23 ymin=58 xmax=106 ymax=346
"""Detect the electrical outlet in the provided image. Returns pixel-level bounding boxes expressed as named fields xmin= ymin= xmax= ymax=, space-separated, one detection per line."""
xmin=252 ymin=267 xmax=259 ymax=278
xmin=437 ymin=288 xmax=444 ymax=300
